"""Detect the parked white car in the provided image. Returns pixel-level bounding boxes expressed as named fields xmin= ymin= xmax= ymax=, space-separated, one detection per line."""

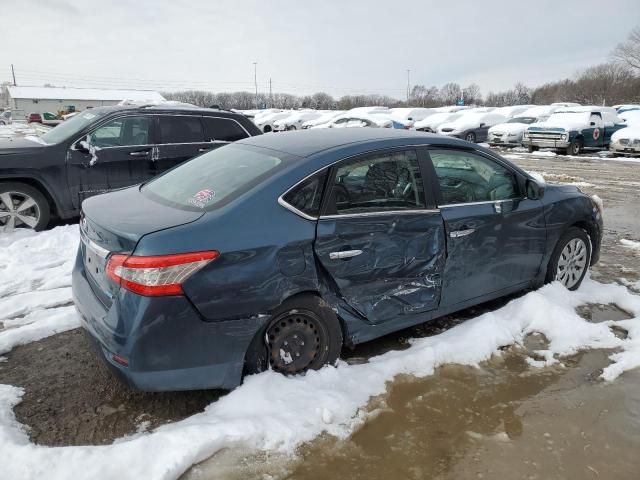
xmin=254 ymin=111 xmax=294 ymax=133
xmin=493 ymin=105 xmax=535 ymax=119
xmin=610 ymin=111 xmax=640 ymax=157
xmin=488 ymin=106 xmax=557 ymax=147
xmin=413 ymin=112 xmax=464 ymax=132
xmin=0 ymin=110 xmax=11 ymax=125
xmin=272 ymin=111 xmax=324 ymax=131
xmin=389 ymin=108 xmax=437 ymax=122
xmin=437 ymin=111 xmax=507 ymax=142
xmin=301 ymin=111 xmax=345 ymax=129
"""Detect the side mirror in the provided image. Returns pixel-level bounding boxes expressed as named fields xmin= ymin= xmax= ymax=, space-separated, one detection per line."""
xmin=75 ymin=134 xmax=91 ymax=153
xmin=590 ymin=121 xmax=596 ymax=126
xmin=480 ymin=123 xmax=486 ymax=128
xmin=526 ymin=179 xmax=544 ymax=200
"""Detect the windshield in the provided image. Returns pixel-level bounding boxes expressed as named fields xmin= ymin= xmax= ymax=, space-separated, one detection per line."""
xmin=508 ymin=117 xmax=536 ymax=124
xmin=40 ymin=108 xmax=111 ymax=144
xmin=142 ymin=144 xmax=288 ymax=211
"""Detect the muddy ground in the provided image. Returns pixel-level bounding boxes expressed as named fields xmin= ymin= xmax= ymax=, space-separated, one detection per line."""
xmin=1 ymin=150 xmax=639 ymax=478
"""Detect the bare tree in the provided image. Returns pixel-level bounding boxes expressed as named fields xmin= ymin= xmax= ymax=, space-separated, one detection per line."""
xmin=613 ymin=26 xmax=640 ymax=71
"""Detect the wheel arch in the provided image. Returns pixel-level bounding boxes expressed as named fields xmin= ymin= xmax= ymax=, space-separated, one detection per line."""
xmin=0 ymin=176 xmax=60 ymax=218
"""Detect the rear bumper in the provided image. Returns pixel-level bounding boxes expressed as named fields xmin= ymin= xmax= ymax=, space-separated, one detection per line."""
xmin=71 ymin=248 xmax=265 ymax=391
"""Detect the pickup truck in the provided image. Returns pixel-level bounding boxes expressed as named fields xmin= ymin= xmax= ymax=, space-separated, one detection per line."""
xmin=522 ymin=107 xmax=626 ymax=155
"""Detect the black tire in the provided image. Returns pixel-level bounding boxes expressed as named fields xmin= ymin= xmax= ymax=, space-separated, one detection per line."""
xmin=565 ymin=138 xmax=582 ymax=156
xmin=286 ymin=125 xmax=297 ymax=131
xmin=528 ymin=145 xmax=539 ymax=153
xmin=263 ymin=125 xmax=272 ymax=133
xmin=465 ymin=132 xmax=476 ymax=143
xmin=0 ymin=182 xmax=50 ymax=231
xmin=545 ymin=227 xmax=591 ymax=291
xmin=244 ymin=294 xmax=342 ymax=376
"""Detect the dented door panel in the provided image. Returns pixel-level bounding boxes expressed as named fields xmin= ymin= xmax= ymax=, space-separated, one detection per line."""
xmin=314 ymin=212 xmax=446 ymax=324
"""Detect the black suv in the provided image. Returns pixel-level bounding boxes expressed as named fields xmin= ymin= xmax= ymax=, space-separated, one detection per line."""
xmin=0 ymin=104 xmax=261 ymax=230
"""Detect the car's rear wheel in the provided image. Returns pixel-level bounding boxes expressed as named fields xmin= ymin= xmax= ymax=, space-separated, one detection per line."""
xmin=286 ymin=125 xmax=297 ymax=131
xmin=0 ymin=182 xmax=50 ymax=232
xmin=244 ymin=294 xmax=343 ymax=376
xmin=465 ymin=132 xmax=476 ymax=143
xmin=263 ymin=125 xmax=272 ymax=133
xmin=545 ymin=227 xmax=591 ymax=290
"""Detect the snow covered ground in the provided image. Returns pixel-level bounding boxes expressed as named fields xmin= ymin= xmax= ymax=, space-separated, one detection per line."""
xmin=1 ymin=225 xmax=640 ymax=479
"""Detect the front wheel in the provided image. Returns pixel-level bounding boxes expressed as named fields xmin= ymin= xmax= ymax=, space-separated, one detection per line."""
xmin=528 ymin=145 xmax=539 ymax=153
xmin=244 ymin=294 xmax=343 ymax=376
xmin=565 ymin=138 xmax=582 ymax=156
xmin=465 ymin=132 xmax=476 ymax=143
xmin=0 ymin=182 xmax=50 ymax=231
xmin=546 ymin=227 xmax=591 ymax=290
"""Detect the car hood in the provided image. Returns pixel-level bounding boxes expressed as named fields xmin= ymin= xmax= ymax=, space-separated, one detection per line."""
xmin=81 ymin=185 xmax=205 ymax=253
xmin=612 ymin=126 xmax=640 ymax=141
xmin=489 ymin=122 xmax=527 ymax=134
xmin=0 ymin=136 xmax=48 ymax=155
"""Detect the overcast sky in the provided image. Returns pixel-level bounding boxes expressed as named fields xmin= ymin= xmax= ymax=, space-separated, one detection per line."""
xmin=2 ymin=0 xmax=639 ymax=98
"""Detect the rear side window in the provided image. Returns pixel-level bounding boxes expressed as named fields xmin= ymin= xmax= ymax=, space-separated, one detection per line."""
xmin=203 ymin=117 xmax=249 ymax=142
xmin=142 ymin=144 xmax=286 ymax=211
xmin=158 ymin=116 xmax=204 ymax=144
xmin=282 ymin=170 xmax=328 ymax=218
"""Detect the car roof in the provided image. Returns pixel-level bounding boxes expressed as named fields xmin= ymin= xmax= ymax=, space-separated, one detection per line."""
xmin=90 ymin=104 xmax=247 ymax=117
xmin=235 ymin=128 xmax=469 ymax=157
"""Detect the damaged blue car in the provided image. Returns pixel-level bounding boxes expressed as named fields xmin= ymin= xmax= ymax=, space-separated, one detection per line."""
xmin=72 ymin=129 xmax=603 ymax=391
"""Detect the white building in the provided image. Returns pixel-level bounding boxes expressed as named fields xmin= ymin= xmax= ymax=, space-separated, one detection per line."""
xmin=6 ymin=86 xmax=165 ymax=115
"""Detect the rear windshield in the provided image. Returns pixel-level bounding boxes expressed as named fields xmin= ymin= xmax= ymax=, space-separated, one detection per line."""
xmin=142 ymin=143 xmax=287 ymax=211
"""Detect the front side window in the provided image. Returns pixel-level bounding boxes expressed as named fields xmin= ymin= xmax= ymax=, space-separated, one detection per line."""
xmin=90 ymin=116 xmax=151 ymax=148
xmin=326 ymin=150 xmax=426 ymax=215
xmin=142 ymin=144 xmax=287 ymax=211
xmin=282 ymin=170 xmax=328 ymax=218
xmin=40 ymin=107 xmax=110 ymax=144
xmin=430 ymin=149 xmax=518 ymax=205
xmin=203 ymin=117 xmax=248 ymax=142
xmin=158 ymin=116 xmax=204 ymax=144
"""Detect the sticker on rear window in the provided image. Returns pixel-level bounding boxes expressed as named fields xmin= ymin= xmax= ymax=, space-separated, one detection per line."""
xmin=187 ymin=189 xmax=215 ymax=208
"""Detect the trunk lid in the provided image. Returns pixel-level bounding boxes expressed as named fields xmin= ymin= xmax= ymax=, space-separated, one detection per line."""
xmin=80 ymin=185 xmax=204 ymax=306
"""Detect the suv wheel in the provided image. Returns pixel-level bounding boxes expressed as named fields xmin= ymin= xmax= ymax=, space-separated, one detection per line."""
xmin=0 ymin=182 xmax=50 ymax=231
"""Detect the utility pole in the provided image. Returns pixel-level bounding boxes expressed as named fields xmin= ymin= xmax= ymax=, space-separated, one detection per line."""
xmin=269 ymin=77 xmax=272 ymax=108
xmin=406 ymin=69 xmax=410 ymax=103
xmin=11 ymin=64 xmax=16 ymax=86
xmin=253 ymin=62 xmax=258 ymax=109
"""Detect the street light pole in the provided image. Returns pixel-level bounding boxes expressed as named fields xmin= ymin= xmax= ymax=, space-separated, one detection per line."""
xmin=406 ymin=69 xmax=410 ymax=103
xmin=253 ymin=62 xmax=258 ymax=109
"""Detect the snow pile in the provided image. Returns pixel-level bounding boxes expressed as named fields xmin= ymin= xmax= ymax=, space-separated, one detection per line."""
xmin=0 ymin=266 xmax=639 ymax=479
xmin=0 ymin=226 xmax=80 ymax=354
xmin=621 ymin=239 xmax=640 ymax=252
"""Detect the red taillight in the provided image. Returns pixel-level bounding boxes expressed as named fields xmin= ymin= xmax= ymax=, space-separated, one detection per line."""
xmin=106 ymin=251 xmax=219 ymax=297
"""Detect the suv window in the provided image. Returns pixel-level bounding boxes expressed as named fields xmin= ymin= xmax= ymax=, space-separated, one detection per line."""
xmin=430 ymin=149 xmax=518 ymax=205
xmin=326 ymin=150 xmax=425 ymax=215
xmin=283 ymin=170 xmax=328 ymax=218
xmin=158 ymin=116 xmax=204 ymax=144
xmin=203 ymin=117 xmax=249 ymax=142
xmin=90 ymin=116 xmax=151 ymax=148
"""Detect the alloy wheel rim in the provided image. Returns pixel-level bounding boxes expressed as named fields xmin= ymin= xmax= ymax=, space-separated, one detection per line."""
xmin=466 ymin=133 xmax=474 ymax=142
xmin=556 ymin=238 xmax=588 ymax=288
xmin=266 ymin=310 xmax=325 ymax=374
xmin=0 ymin=191 xmax=40 ymax=231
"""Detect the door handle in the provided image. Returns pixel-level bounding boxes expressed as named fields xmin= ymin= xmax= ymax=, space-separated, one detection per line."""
xmin=329 ymin=249 xmax=363 ymax=260
xmin=450 ymin=228 xmax=475 ymax=238
xmin=129 ymin=150 xmax=150 ymax=157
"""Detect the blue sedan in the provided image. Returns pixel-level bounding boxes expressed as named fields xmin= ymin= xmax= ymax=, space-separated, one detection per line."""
xmin=72 ymin=129 xmax=603 ymax=391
